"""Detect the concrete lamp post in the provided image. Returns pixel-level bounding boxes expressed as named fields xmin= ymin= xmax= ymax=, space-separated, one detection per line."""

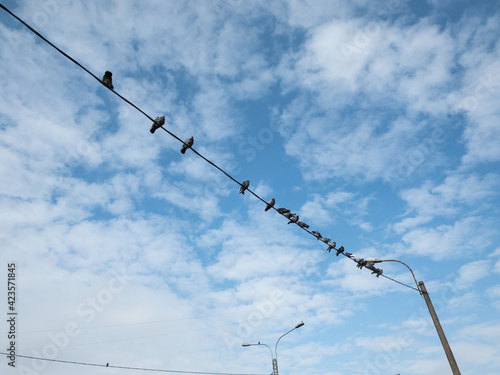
xmin=365 ymin=258 xmax=461 ymax=375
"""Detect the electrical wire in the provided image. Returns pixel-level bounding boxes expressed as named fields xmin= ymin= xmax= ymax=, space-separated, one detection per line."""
xmin=6 ymin=292 xmax=338 ymax=336
xmin=0 ymin=3 xmax=418 ymax=291
xmin=381 ymin=274 xmax=419 ymax=292
xmin=0 ymin=352 xmax=269 ymax=375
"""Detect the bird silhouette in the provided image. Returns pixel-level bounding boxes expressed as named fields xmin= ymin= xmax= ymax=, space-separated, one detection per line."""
xmin=277 ymin=208 xmax=290 ymax=214
xmin=322 ymin=238 xmax=331 ymax=244
xmin=297 ymin=221 xmax=309 ymax=228
xmin=288 ymin=215 xmax=299 ymax=224
xmin=102 ymin=71 xmax=114 ymax=90
xmin=181 ymin=136 xmax=194 ymax=154
xmin=311 ymin=231 xmax=322 ymax=240
xmin=355 ymin=258 xmax=367 ymax=269
xmin=336 ymin=246 xmax=344 ymax=256
xmin=150 ymin=116 xmax=165 ymax=134
xmin=283 ymin=212 xmax=296 ymax=219
xmin=327 ymin=242 xmax=336 ymax=252
xmin=265 ymin=198 xmax=275 ymax=211
xmin=106 ymin=363 xmax=109 ymax=367
xmin=239 ymin=180 xmax=250 ymax=194
xmin=373 ymin=268 xmax=383 ymax=277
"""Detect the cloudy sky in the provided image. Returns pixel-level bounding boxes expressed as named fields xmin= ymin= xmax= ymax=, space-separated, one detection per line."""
xmin=1 ymin=1 xmax=499 ymax=374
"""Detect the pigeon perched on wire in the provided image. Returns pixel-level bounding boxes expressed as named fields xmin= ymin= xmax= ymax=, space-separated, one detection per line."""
xmin=373 ymin=268 xmax=383 ymax=277
xmin=297 ymin=221 xmax=309 ymax=229
xmin=239 ymin=180 xmax=250 ymax=194
xmin=336 ymin=246 xmax=344 ymax=256
xmin=311 ymin=231 xmax=322 ymax=240
xmin=265 ymin=198 xmax=275 ymax=211
xmin=277 ymin=208 xmax=290 ymax=214
xmin=150 ymin=116 xmax=165 ymax=134
xmin=288 ymin=215 xmax=299 ymax=224
xmin=322 ymin=238 xmax=331 ymax=244
xmin=283 ymin=212 xmax=296 ymax=219
xmin=181 ymin=136 xmax=194 ymax=154
xmin=326 ymin=241 xmax=336 ymax=252
xmin=345 ymin=252 xmax=354 ymax=259
xmin=355 ymin=258 xmax=367 ymax=269
xmin=102 ymin=71 xmax=114 ymax=90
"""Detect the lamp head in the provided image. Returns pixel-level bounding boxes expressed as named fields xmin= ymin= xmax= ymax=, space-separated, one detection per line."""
xmin=365 ymin=258 xmax=382 ymax=267
xmin=295 ymin=321 xmax=305 ymax=329
xmin=242 ymin=343 xmax=251 ymax=347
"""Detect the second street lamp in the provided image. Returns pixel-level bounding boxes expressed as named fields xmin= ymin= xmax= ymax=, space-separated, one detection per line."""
xmin=242 ymin=321 xmax=304 ymax=375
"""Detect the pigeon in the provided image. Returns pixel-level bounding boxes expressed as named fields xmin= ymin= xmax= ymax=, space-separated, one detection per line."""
xmin=373 ymin=268 xmax=383 ymax=277
xmin=311 ymin=231 xmax=322 ymax=240
xmin=265 ymin=198 xmax=275 ymax=211
xmin=297 ymin=221 xmax=309 ymax=229
xmin=106 ymin=363 xmax=109 ymax=367
xmin=150 ymin=116 xmax=165 ymax=134
xmin=345 ymin=252 xmax=354 ymax=259
xmin=326 ymin=242 xmax=336 ymax=252
xmin=102 ymin=71 xmax=114 ymax=90
xmin=181 ymin=136 xmax=194 ymax=154
xmin=355 ymin=258 xmax=367 ymax=269
xmin=336 ymin=246 xmax=344 ymax=256
xmin=288 ymin=215 xmax=299 ymax=224
xmin=277 ymin=208 xmax=290 ymax=214
xmin=239 ymin=180 xmax=250 ymax=194
xmin=322 ymin=238 xmax=331 ymax=244
xmin=283 ymin=212 xmax=296 ymax=219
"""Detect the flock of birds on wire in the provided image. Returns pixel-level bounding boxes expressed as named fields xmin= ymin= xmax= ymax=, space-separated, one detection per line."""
xmin=101 ymin=70 xmax=384 ymax=279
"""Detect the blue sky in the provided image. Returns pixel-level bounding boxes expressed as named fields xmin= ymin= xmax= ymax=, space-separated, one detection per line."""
xmin=1 ymin=1 xmax=499 ymax=375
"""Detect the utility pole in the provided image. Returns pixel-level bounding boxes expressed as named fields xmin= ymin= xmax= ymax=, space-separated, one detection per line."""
xmin=242 ymin=321 xmax=304 ymax=375
xmin=272 ymin=358 xmax=279 ymax=375
xmin=365 ymin=259 xmax=462 ymax=375
xmin=419 ymin=281 xmax=461 ymax=375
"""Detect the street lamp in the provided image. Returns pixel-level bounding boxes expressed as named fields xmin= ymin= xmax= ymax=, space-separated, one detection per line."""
xmin=366 ymin=258 xmax=461 ymax=375
xmin=242 ymin=321 xmax=304 ymax=375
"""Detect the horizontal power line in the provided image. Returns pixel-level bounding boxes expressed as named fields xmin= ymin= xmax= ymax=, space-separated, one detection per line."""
xmin=0 ymin=352 xmax=269 ymax=375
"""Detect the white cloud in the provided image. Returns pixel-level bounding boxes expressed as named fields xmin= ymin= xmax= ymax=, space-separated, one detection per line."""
xmin=401 ymin=216 xmax=490 ymax=260
xmin=392 ymin=215 xmax=433 ymax=234
xmin=300 ymin=192 xmax=355 ymax=224
xmin=399 ymin=174 xmax=497 ymax=218
xmin=1 ymin=2 xmax=500 ymax=375
xmin=447 ymin=15 xmax=500 ymax=166
xmin=455 ymin=260 xmax=490 ymax=288
xmin=394 ymin=172 xmax=500 ymax=233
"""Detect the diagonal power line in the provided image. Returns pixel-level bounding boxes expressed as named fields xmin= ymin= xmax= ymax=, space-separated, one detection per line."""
xmin=0 ymin=2 xmax=418 ymax=292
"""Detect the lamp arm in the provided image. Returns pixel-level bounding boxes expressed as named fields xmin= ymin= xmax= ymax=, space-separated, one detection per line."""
xmin=274 ymin=327 xmax=296 ymax=360
xmin=383 ymin=259 xmax=421 ymax=294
